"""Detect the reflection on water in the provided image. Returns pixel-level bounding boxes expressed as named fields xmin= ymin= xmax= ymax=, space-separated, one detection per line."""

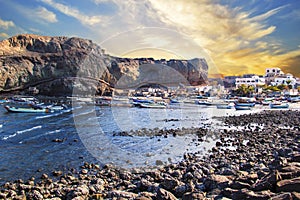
xmin=0 ymin=103 xmax=244 ymax=183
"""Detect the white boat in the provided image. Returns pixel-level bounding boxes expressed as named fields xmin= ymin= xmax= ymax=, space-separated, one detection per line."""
xmin=235 ymin=105 xmax=252 ymax=110
xmin=4 ymin=105 xmax=53 ymax=113
xmin=139 ymin=103 xmax=166 ymax=109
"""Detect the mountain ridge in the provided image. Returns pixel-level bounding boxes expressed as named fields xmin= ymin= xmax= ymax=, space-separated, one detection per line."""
xmin=0 ymin=34 xmax=208 ymax=96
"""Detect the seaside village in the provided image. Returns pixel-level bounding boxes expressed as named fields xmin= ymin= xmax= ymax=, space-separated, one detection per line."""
xmin=1 ymin=66 xmax=300 ymax=112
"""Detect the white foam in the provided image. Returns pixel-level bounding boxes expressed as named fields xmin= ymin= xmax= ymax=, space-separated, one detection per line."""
xmin=19 ymin=129 xmax=61 ymax=143
xmin=3 ymin=125 xmax=42 ymax=140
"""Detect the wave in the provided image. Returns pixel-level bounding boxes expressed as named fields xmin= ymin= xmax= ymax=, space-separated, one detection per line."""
xmin=19 ymin=129 xmax=61 ymax=143
xmin=2 ymin=125 xmax=42 ymax=140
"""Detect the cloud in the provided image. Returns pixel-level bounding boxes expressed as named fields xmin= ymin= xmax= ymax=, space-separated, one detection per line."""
xmin=0 ymin=18 xmax=15 ymax=30
xmin=88 ymin=0 xmax=300 ymax=76
xmin=41 ymin=0 xmax=107 ymax=26
xmin=35 ymin=6 xmax=57 ymax=23
xmin=0 ymin=32 xmax=9 ymax=38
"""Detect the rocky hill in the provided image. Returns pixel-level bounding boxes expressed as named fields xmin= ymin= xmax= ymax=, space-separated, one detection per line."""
xmin=0 ymin=34 xmax=208 ymax=96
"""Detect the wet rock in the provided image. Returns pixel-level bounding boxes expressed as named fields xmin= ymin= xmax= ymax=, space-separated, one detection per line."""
xmin=252 ymin=170 xmax=281 ymax=191
xmin=229 ymin=181 xmax=251 ymax=189
xmin=292 ymin=192 xmax=300 ymax=200
xmin=156 ymin=188 xmax=177 ymax=200
xmin=292 ymin=153 xmax=300 ymax=162
xmin=52 ymin=170 xmax=63 ymax=176
xmin=156 ymin=160 xmax=164 ymax=166
xmin=52 ymin=138 xmax=64 ymax=142
xmin=26 ymin=190 xmax=43 ymax=200
xmin=108 ymin=190 xmax=138 ymax=199
xmin=66 ymin=185 xmax=89 ymax=199
xmin=41 ymin=174 xmax=48 ymax=179
xmin=136 ymin=178 xmax=153 ymax=191
xmin=160 ymin=177 xmax=180 ymax=191
xmin=204 ymin=175 xmax=231 ymax=191
xmin=271 ymin=192 xmax=293 ymax=200
xmin=232 ymin=188 xmax=273 ymax=200
xmin=276 ymin=177 xmax=300 ymax=192
xmin=174 ymin=184 xmax=193 ymax=197
xmin=182 ymin=192 xmax=205 ymax=200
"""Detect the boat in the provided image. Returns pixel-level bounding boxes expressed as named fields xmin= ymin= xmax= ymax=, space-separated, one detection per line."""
xmin=216 ymin=104 xmax=234 ymax=109
xmin=139 ymin=103 xmax=166 ymax=109
xmin=235 ymin=102 xmax=256 ymax=107
xmin=270 ymin=103 xmax=289 ymax=109
xmin=170 ymin=99 xmax=180 ymax=104
xmin=132 ymin=99 xmax=154 ymax=107
xmin=4 ymin=105 xmax=53 ymax=113
xmin=235 ymin=105 xmax=252 ymax=110
xmin=0 ymin=99 xmax=9 ymax=104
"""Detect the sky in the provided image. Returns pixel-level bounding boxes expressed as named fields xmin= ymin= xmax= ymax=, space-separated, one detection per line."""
xmin=0 ymin=0 xmax=300 ymax=77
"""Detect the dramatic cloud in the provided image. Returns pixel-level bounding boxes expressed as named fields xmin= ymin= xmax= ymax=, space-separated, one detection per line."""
xmin=98 ymin=0 xmax=300 ymax=76
xmin=41 ymin=0 xmax=106 ymax=26
xmin=0 ymin=32 xmax=9 ymax=38
xmin=0 ymin=17 xmax=15 ymax=30
xmin=35 ymin=6 xmax=57 ymax=23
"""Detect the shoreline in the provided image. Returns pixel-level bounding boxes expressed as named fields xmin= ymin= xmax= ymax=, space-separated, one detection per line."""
xmin=1 ymin=110 xmax=300 ymax=199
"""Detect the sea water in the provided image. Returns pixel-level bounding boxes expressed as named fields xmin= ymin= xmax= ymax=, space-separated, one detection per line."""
xmin=0 ymin=103 xmax=252 ymax=184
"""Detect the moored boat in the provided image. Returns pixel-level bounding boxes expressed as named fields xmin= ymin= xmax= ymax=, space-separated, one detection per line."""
xmin=4 ymin=105 xmax=53 ymax=113
xmin=216 ymin=104 xmax=234 ymax=109
xmin=139 ymin=103 xmax=166 ymax=109
xmin=235 ymin=105 xmax=252 ymax=110
xmin=270 ymin=103 xmax=289 ymax=109
xmin=235 ymin=102 xmax=256 ymax=107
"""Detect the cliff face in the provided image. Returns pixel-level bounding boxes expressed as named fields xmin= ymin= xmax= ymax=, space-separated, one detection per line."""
xmin=0 ymin=34 xmax=208 ymax=96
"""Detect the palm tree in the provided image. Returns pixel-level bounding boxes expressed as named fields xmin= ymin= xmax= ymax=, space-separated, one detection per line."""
xmin=235 ymin=84 xmax=255 ymax=97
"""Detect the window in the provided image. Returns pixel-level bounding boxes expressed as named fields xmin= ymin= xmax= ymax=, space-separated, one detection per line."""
xmin=273 ymin=69 xmax=275 ymax=72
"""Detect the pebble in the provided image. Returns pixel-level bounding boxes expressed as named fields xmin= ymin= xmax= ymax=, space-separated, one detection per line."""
xmin=0 ymin=110 xmax=299 ymax=199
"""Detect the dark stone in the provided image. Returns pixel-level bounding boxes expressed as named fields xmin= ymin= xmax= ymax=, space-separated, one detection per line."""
xmin=157 ymin=188 xmax=177 ymax=200
xmin=271 ymin=192 xmax=293 ymax=200
xmin=229 ymin=181 xmax=251 ymax=189
xmin=276 ymin=177 xmax=300 ymax=193
xmin=252 ymin=170 xmax=281 ymax=191
xmin=182 ymin=192 xmax=205 ymax=200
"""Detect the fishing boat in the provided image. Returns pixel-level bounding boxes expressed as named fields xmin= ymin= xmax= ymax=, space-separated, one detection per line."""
xmin=216 ymin=104 xmax=234 ymax=109
xmin=235 ymin=105 xmax=252 ymax=110
xmin=4 ymin=105 xmax=53 ymax=113
xmin=139 ymin=103 xmax=166 ymax=109
xmin=270 ymin=103 xmax=289 ymax=109
xmin=170 ymin=99 xmax=180 ymax=104
xmin=235 ymin=102 xmax=256 ymax=107
xmin=132 ymin=99 xmax=154 ymax=107
xmin=0 ymin=99 xmax=9 ymax=104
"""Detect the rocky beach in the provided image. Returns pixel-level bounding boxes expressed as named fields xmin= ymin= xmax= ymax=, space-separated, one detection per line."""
xmin=0 ymin=110 xmax=299 ymax=199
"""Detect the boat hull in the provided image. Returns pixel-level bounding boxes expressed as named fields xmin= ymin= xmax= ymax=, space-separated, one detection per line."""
xmin=235 ymin=103 xmax=255 ymax=107
xmin=4 ymin=105 xmax=52 ymax=113
xmin=139 ymin=103 xmax=166 ymax=109
xmin=235 ymin=105 xmax=252 ymax=110
xmin=270 ymin=104 xmax=289 ymax=109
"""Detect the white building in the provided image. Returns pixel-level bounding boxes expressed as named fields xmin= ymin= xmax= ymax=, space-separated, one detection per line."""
xmin=271 ymin=73 xmax=296 ymax=88
xmin=265 ymin=68 xmax=284 ymax=77
xmin=235 ymin=75 xmax=265 ymax=88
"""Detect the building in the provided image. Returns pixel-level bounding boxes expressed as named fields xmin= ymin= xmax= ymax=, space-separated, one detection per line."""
xmin=265 ymin=68 xmax=284 ymax=77
xmin=265 ymin=67 xmax=284 ymax=84
xmin=235 ymin=75 xmax=265 ymax=88
xmin=271 ymin=73 xmax=296 ymax=88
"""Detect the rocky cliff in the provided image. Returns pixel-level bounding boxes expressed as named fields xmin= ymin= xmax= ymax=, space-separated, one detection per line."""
xmin=0 ymin=34 xmax=208 ymax=96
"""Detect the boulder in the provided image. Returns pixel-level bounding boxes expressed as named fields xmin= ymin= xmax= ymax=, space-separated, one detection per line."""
xmin=157 ymin=188 xmax=177 ymax=200
xmin=276 ymin=177 xmax=300 ymax=193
